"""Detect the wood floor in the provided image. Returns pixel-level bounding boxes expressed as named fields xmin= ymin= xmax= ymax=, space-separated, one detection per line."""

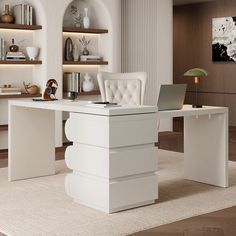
xmin=129 ymin=206 xmax=236 ymax=236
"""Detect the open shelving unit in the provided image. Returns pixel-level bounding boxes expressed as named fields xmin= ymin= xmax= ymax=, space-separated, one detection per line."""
xmin=0 ymin=23 xmax=42 ymax=30
xmin=63 ymin=27 xmax=108 ymax=34
xmin=0 ymin=19 xmax=43 ymax=150
xmin=63 ymin=60 xmax=108 ymax=66
xmin=0 ymin=93 xmax=41 ymax=99
xmin=0 ymin=60 xmax=42 ymax=65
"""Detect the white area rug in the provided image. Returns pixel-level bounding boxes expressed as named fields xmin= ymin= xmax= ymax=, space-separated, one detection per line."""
xmin=0 ymin=150 xmax=236 ymax=236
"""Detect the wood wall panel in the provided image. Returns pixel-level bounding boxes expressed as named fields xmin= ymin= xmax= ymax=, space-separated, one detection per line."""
xmin=174 ymin=0 xmax=236 ymax=126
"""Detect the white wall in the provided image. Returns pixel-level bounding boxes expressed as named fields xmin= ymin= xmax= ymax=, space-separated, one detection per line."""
xmin=121 ymin=0 xmax=173 ymax=130
xmin=0 ymin=0 xmax=121 ymax=149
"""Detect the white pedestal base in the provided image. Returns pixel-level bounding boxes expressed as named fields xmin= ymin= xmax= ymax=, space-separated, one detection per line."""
xmin=65 ymin=112 xmax=158 ymax=213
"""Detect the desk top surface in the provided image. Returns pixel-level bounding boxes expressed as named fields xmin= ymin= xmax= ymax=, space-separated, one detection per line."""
xmin=158 ymin=105 xmax=228 ymax=118
xmin=9 ymin=99 xmax=158 ymax=116
xmin=9 ymin=100 xmax=228 ymax=117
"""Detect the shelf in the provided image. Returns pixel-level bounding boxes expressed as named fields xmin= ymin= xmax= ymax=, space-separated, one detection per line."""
xmin=0 ymin=23 xmax=42 ymax=30
xmin=63 ymin=27 xmax=108 ymax=34
xmin=0 ymin=125 xmax=8 ymax=132
xmin=78 ymin=91 xmax=100 ymax=96
xmin=0 ymin=93 xmax=41 ymax=99
xmin=0 ymin=60 xmax=42 ymax=65
xmin=63 ymin=61 xmax=108 ymax=65
xmin=63 ymin=91 xmax=100 ymax=98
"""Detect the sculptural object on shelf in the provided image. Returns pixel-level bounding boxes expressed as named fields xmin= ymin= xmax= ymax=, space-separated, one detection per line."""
xmin=23 ymin=82 xmax=39 ymax=95
xmin=43 ymin=79 xmax=58 ymax=100
xmin=71 ymin=4 xmax=82 ymax=28
xmin=78 ymin=36 xmax=91 ymax=56
xmin=65 ymin=37 xmax=74 ymax=61
xmin=9 ymin=39 xmax=19 ymax=52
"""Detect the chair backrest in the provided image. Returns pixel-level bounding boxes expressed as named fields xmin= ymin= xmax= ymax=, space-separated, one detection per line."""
xmin=97 ymin=72 xmax=147 ymax=105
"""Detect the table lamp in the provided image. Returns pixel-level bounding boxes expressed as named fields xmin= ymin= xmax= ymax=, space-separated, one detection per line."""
xmin=184 ymin=68 xmax=208 ymax=108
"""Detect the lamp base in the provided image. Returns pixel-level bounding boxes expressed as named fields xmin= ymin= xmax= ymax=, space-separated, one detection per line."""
xmin=192 ymin=104 xmax=203 ymax=108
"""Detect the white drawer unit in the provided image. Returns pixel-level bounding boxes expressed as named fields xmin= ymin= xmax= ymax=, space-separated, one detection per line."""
xmin=65 ymin=110 xmax=158 ymax=213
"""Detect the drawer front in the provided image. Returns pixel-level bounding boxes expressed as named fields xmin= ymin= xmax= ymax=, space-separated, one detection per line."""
xmin=65 ymin=144 xmax=158 ymax=178
xmin=110 ymin=174 xmax=158 ymax=210
xmin=65 ymin=113 xmax=158 ymax=148
xmin=65 ymin=172 xmax=158 ymax=212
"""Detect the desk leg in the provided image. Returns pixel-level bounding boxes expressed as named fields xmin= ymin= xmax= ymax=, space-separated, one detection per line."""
xmin=8 ymin=106 xmax=55 ymax=181
xmin=184 ymin=113 xmax=228 ymax=187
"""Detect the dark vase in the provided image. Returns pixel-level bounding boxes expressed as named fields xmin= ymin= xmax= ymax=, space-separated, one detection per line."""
xmin=64 ymin=37 xmax=74 ymax=61
xmin=82 ymin=46 xmax=89 ymax=55
xmin=9 ymin=38 xmax=19 ymax=52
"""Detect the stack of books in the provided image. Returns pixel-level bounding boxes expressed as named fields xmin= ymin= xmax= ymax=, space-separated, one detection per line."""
xmin=80 ymin=55 xmax=102 ymax=61
xmin=6 ymin=52 xmax=26 ymax=61
xmin=13 ymin=4 xmax=34 ymax=25
xmin=0 ymin=87 xmax=22 ymax=95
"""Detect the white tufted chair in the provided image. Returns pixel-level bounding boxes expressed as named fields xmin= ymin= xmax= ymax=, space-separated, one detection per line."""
xmin=97 ymin=72 xmax=147 ymax=105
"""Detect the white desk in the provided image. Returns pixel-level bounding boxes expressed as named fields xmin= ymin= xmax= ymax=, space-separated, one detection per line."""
xmin=158 ymin=105 xmax=228 ymax=188
xmin=8 ymin=100 xmax=159 ymax=213
xmin=8 ymin=101 xmax=228 ymax=213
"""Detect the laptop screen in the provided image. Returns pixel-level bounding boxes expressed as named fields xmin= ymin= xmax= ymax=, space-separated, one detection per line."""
xmin=157 ymin=84 xmax=187 ymax=111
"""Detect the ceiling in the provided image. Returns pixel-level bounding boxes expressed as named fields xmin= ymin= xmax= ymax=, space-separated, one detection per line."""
xmin=173 ymin=0 xmax=216 ymax=6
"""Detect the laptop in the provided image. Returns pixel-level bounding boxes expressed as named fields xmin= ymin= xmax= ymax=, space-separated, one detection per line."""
xmin=157 ymin=84 xmax=187 ymax=111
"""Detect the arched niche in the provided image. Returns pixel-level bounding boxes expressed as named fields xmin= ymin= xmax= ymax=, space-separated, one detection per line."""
xmin=0 ymin=0 xmax=46 ymax=88
xmin=62 ymin=0 xmax=113 ymax=79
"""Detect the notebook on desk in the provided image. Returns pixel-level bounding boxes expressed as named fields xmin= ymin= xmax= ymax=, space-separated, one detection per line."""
xmin=157 ymin=84 xmax=187 ymax=111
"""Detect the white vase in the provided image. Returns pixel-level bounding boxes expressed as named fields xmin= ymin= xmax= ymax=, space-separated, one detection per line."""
xmin=82 ymin=73 xmax=94 ymax=92
xmin=73 ymin=44 xmax=79 ymax=61
xmin=83 ymin=8 xmax=90 ymax=29
xmin=26 ymin=46 xmax=39 ymax=61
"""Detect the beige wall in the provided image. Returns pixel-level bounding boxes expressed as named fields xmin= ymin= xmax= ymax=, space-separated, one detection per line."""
xmin=174 ymin=0 xmax=236 ymax=126
xmin=121 ymin=0 xmax=173 ymax=130
xmin=0 ymin=0 xmax=121 ymax=149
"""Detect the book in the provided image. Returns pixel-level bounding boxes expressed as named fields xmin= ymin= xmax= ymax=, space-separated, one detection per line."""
xmin=26 ymin=5 xmax=30 ymax=25
xmin=86 ymin=102 xmax=121 ymax=108
xmin=21 ymin=4 xmax=25 ymax=24
xmin=1 ymin=39 xmax=6 ymax=60
xmin=6 ymin=51 xmax=26 ymax=60
xmin=29 ymin=6 xmax=33 ymax=25
xmin=13 ymin=4 xmax=22 ymax=24
xmin=0 ymin=92 xmax=22 ymax=95
xmin=80 ymin=55 xmax=101 ymax=61
xmin=0 ymin=87 xmax=21 ymax=93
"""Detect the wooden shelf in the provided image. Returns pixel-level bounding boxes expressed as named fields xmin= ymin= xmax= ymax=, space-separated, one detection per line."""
xmin=78 ymin=90 xmax=100 ymax=96
xmin=0 ymin=93 xmax=41 ymax=99
xmin=63 ymin=61 xmax=108 ymax=65
xmin=63 ymin=91 xmax=100 ymax=99
xmin=63 ymin=27 xmax=108 ymax=34
xmin=0 ymin=23 xmax=42 ymax=30
xmin=0 ymin=125 xmax=8 ymax=132
xmin=0 ymin=60 xmax=42 ymax=65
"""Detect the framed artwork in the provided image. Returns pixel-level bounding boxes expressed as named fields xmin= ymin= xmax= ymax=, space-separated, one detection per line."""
xmin=212 ymin=17 xmax=236 ymax=61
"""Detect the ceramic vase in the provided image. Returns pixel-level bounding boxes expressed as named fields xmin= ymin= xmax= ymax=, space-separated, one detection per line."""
xmin=26 ymin=47 xmax=39 ymax=61
xmin=82 ymin=73 xmax=94 ymax=92
xmin=82 ymin=46 xmax=89 ymax=55
xmin=83 ymin=8 xmax=90 ymax=29
xmin=73 ymin=44 xmax=79 ymax=61
xmin=1 ymin=5 xmax=14 ymax=24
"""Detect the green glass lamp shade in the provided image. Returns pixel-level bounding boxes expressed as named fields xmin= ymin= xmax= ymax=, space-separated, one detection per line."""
xmin=183 ymin=68 xmax=208 ymax=109
xmin=184 ymin=68 xmax=208 ymax=77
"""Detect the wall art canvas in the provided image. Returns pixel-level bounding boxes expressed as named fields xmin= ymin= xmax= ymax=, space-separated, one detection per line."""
xmin=212 ymin=17 xmax=236 ymax=61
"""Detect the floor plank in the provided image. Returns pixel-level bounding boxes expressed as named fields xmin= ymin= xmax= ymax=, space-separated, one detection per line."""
xmin=129 ymin=206 xmax=236 ymax=236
